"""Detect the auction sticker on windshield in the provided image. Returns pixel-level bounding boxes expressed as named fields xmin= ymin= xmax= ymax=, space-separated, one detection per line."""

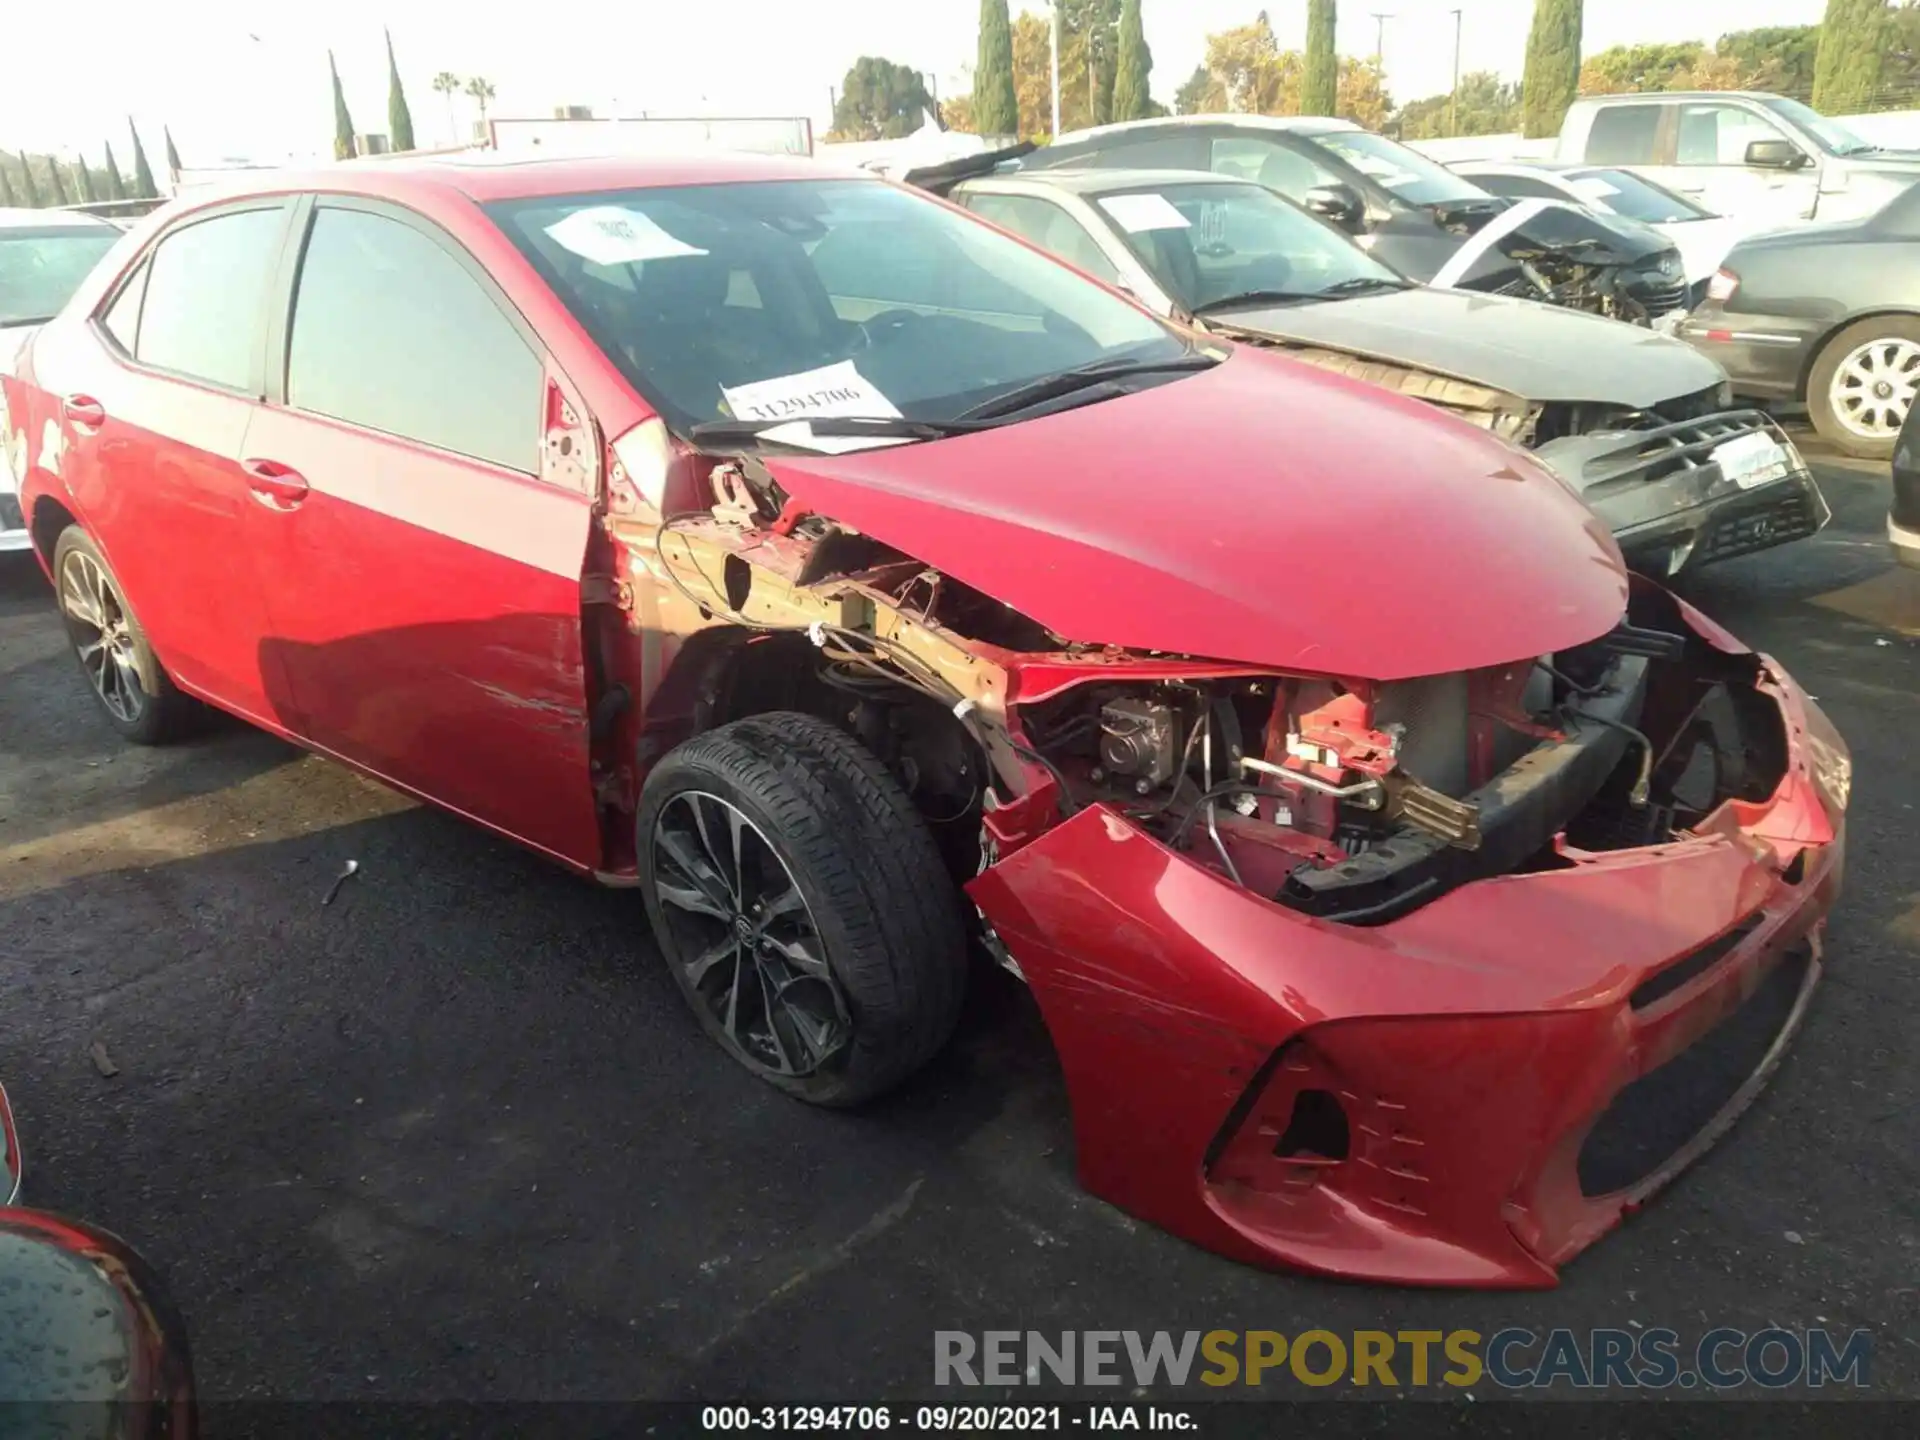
xmin=1712 ymin=430 xmax=1795 ymax=490
xmin=1098 ymin=194 xmax=1191 ymax=233
xmin=544 ymin=207 xmax=708 ymax=266
xmin=722 ymin=361 xmax=902 ymax=424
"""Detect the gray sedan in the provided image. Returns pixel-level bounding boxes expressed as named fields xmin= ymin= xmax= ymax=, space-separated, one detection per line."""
xmin=1680 ymin=181 xmax=1920 ymax=459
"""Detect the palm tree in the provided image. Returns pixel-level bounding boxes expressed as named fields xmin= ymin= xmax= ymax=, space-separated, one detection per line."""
xmin=464 ymin=76 xmax=496 ymax=140
xmin=432 ymin=71 xmax=462 ymax=144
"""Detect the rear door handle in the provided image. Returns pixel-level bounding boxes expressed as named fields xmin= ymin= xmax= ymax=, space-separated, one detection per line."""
xmin=62 ymin=395 xmax=106 ymax=430
xmin=241 ymin=458 xmax=310 ymax=510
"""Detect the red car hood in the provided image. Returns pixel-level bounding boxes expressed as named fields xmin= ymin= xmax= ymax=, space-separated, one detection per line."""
xmin=762 ymin=347 xmax=1627 ymax=680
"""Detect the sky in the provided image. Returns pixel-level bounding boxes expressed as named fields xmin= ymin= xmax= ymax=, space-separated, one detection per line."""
xmin=2 ymin=0 xmax=1836 ymax=168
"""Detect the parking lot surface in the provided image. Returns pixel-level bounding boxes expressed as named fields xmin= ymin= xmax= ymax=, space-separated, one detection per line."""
xmin=2 ymin=441 xmax=1916 ymax=1405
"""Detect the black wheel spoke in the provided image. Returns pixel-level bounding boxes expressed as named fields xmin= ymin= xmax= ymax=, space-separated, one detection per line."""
xmin=683 ymin=934 xmax=739 ymax=987
xmin=760 ymin=930 xmax=830 ymax=978
xmin=655 ymin=827 xmax=733 ymax=919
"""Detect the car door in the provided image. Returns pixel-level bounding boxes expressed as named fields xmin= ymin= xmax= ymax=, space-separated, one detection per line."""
xmin=1655 ymin=102 xmax=1819 ymax=224
xmin=240 ymin=196 xmax=603 ymax=866
xmin=55 ymin=201 xmax=297 ymax=721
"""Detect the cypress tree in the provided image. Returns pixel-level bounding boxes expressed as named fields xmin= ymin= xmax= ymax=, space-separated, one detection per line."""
xmin=386 ymin=30 xmax=416 ymax=151
xmin=975 ymin=0 xmax=1021 ymax=137
xmin=128 ymin=120 xmax=158 ymax=198
xmin=1521 ymin=0 xmax=1584 ymax=139
xmin=101 ymin=142 xmax=128 ymax=201
xmin=0 ymin=163 xmax=16 ymax=208
xmin=17 ymin=152 xmax=42 ymax=207
xmin=74 ymin=157 xmax=99 ymax=203
xmin=1112 ymin=0 xmax=1154 ymax=121
xmin=1303 ymin=0 xmax=1339 ymax=116
xmin=1812 ymin=0 xmax=1887 ymax=113
xmin=330 ymin=51 xmax=357 ymax=160
xmin=164 ymin=126 xmax=183 ymax=182
xmin=45 ymin=158 xmax=73 ymax=207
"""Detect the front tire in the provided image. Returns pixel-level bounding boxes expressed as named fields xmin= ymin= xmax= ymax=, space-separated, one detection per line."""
xmin=1808 ymin=316 xmax=1920 ymax=459
xmin=637 ymin=711 xmax=968 ymax=1107
xmin=52 ymin=526 xmax=200 ymax=745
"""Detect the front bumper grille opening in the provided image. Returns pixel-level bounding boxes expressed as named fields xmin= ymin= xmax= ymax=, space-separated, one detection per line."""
xmin=1697 ymin=487 xmax=1825 ymax=564
xmin=1274 ymin=1088 xmax=1351 ymax=1163
xmin=1578 ymin=943 xmax=1812 ymax=1197
xmin=1630 ymin=915 xmax=1764 ymax=1011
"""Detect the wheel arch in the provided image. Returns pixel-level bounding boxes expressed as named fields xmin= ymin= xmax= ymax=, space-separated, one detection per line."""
xmin=29 ymin=494 xmax=79 ymax=570
xmin=1796 ymin=306 xmax=1920 ymax=399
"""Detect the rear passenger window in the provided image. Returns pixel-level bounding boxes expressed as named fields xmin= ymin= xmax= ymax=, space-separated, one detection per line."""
xmin=1471 ymin=173 xmax=1568 ymax=201
xmin=100 ymin=261 xmax=149 ymax=353
xmin=137 ymin=208 xmax=286 ymax=390
xmin=965 ymin=195 xmax=1121 ymax=283
xmin=1586 ymin=105 xmax=1664 ymax=165
xmin=287 ymin=207 xmax=542 ymax=474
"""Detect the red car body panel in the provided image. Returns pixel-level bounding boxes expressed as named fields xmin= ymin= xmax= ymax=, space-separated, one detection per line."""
xmin=759 ymin=348 xmax=1628 ymax=681
xmin=1 ymin=155 xmax=1851 ymax=1289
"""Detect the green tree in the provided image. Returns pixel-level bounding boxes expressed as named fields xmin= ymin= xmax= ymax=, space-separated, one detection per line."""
xmin=1393 ymin=71 xmax=1520 ymax=138
xmin=73 ymin=156 xmax=98 ymax=203
xmin=163 ymin=126 xmax=182 ymax=182
xmin=1579 ymin=41 xmax=1706 ymax=94
xmin=1112 ymin=0 xmax=1153 ymax=121
xmin=44 ymin=158 xmax=73 ymax=207
xmin=1175 ymin=63 xmax=1219 ymax=114
xmin=974 ymin=0 xmax=1020 ymax=135
xmin=1716 ymin=25 xmax=1821 ymax=99
xmin=1059 ymin=0 xmax=1122 ymax=131
xmin=386 ymin=30 xmax=417 ymax=151
xmin=101 ymin=142 xmax=128 ymax=201
xmin=464 ymin=75 xmax=496 ymax=134
xmin=1813 ymin=0 xmax=1888 ymax=112
xmin=1521 ymin=0 xmax=1584 ymax=138
xmin=128 ymin=120 xmax=158 ymax=199
xmin=1303 ymin=0 xmax=1338 ymax=115
xmin=0 ymin=162 xmax=17 ymax=208
xmin=330 ymin=50 xmax=357 ymax=160
xmin=829 ymin=56 xmax=935 ymax=140
xmin=17 ymin=152 xmax=42 ymax=207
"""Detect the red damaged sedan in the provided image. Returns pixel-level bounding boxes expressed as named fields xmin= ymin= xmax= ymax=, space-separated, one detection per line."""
xmin=2 ymin=154 xmax=1847 ymax=1288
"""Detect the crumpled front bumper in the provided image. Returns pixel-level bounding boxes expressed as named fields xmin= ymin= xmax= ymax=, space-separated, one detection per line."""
xmin=1536 ymin=411 xmax=1829 ymax=579
xmin=968 ymin=609 xmax=1847 ymax=1289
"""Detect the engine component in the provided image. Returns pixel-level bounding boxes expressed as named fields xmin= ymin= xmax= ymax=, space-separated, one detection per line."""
xmin=1099 ymin=697 xmax=1180 ymax=788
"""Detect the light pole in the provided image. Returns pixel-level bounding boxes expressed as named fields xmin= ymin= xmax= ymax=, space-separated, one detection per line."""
xmin=1449 ymin=9 xmax=1464 ymax=137
xmin=1371 ymin=12 xmax=1393 ymax=65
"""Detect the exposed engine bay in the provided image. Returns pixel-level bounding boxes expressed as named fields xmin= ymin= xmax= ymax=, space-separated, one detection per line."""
xmin=605 ymin=445 xmax=1791 ymax=931
xmin=1432 ymin=197 xmax=1688 ymax=328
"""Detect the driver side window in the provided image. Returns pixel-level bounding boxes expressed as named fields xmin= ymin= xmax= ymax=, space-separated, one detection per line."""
xmin=1678 ymin=104 xmax=1791 ymax=166
xmin=963 ymin=194 xmax=1121 ymax=285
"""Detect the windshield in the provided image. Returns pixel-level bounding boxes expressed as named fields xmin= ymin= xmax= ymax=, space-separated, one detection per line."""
xmin=1564 ymin=168 xmax=1714 ymax=223
xmin=1090 ymin=182 xmax=1402 ymax=313
xmin=1757 ymin=96 xmax=1878 ymax=156
xmin=488 ymin=180 xmax=1186 ymax=436
xmin=1311 ymin=130 xmax=1490 ymax=205
xmin=0 ymin=227 xmax=120 ymax=327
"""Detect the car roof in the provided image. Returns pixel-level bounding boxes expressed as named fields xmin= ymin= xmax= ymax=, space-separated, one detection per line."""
xmin=1456 ymin=159 xmax=1584 ymax=174
xmin=1054 ymin=114 xmax=1362 ymax=146
xmin=973 ymin=168 xmax=1256 ymax=196
xmin=183 ymin=150 xmax=874 ymax=207
xmin=1579 ymin=90 xmax=1776 ymax=105
xmin=0 ymin=206 xmax=120 ymax=231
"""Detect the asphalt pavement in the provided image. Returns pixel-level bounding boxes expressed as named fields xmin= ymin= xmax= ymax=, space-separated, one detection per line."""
xmin=1 ymin=439 xmax=1916 ymax=1413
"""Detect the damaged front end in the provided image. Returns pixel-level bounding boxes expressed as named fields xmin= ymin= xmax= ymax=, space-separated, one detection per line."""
xmin=597 ymin=429 xmax=1846 ymax=1288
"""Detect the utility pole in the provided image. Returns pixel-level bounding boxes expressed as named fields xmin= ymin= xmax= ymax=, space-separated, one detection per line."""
xmin=1370 ymin=12 xmax=1392 ymax=65
xmin=1449 ymin=8 xmax=1463 ymax=137
xmin=1050 ymin=2 xmax=1063 ymax=139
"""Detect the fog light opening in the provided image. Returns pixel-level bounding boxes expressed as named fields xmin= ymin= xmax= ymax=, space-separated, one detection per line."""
xmin=1274 ymin=1088 xmax=1350 ymax=1163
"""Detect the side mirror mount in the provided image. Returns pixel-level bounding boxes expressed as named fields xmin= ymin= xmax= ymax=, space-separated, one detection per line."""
xmin=1303 ymin=182 xmax=1366 ymax=231
xmin=1745 ymin=138 xmax=1810 ymax=171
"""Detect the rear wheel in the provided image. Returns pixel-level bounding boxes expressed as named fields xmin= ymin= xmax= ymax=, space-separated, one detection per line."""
xmin=52 ymin=526 xmax=200 ymax=744
xmin=637 ymin=711 xmax=968 ymax=1106
xmin=1808 ymin=316 xmax=1920 ymax=459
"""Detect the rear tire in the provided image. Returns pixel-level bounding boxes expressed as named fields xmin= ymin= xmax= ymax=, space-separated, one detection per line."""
xmin=1808 ymin=316 xmax=1920 ymax=460
xmin=637 ymin=711 xmax=969 ymax=1107
xmin=51 ymin=526 xmax=200 ymax=745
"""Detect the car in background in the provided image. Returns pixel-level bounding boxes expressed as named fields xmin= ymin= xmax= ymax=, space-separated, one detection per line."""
xmin=1015 ymin=115 xmax=1692 ymax=325
xmin=1555 ymin=91 xmax=1920 ymax=227
xmin=3 ymin=152 xmax=1848 ymax=1288
xmin=1451 ymin=159 xmax=1767 ymax=293
xmin=943 ymin=166 xmax=1827 ymax=580
xmin=1 ymin=208 xmax=125 ymax=552
xmin=1680 ymin=180 xmax=1920 ymax=458
xmin=1893 ymin=404 xmax=1920 ymax=567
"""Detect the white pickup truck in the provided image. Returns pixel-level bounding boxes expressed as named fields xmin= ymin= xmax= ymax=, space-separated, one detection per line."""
xmin=1557 ymin=91 xmax=1920 ymax=227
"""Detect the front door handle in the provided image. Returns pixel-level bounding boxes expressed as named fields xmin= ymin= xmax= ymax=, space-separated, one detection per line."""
xmin=241 ymin=458 xmax=310 ymax=511
xmin=62 ymin=394 xmax=106 ymax=430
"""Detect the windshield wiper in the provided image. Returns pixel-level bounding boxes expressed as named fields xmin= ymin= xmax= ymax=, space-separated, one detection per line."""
xmin=955 ymin=353 xmax=1217 ymax=422
xmin=1318 ymin=275 xmax=1413 ymax=297
xmin=1190 ymin=289 xmax=1321 ymax=315
xmin=688 ymin=415 xmax=987 ymax=447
